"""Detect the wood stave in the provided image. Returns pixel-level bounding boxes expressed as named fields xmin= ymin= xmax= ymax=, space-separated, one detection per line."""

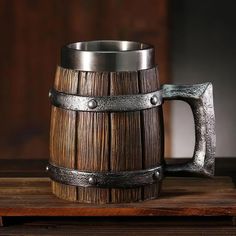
xmin=50 ymin=66 xmax=164 ymax=203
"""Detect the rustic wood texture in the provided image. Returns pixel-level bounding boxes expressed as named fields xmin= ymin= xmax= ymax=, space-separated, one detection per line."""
xmin=0 ymin=0 xmax=170 ymax=160
xmin=50 ymin=68 xmax=163 ymax=203
xmin=1 ymin=216 xmax=236 ymax=235
xmin=139 ymin=68 xmax=164 ymax=200
xmin=50 ymin=67 xmax=78 ymax=201
xmin=76 ymin=71 xmax=110 ymax=203
xmin=0 ymin=177 xmax=236 ymax=217
xmin=110 ymin=72 xmax=143 ymax=203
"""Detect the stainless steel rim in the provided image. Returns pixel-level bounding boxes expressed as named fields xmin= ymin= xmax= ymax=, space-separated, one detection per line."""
xmin=46 ymin=162 xmax=163 ymax=188
xmin=61 ymin=40 xmax=155 ymax=72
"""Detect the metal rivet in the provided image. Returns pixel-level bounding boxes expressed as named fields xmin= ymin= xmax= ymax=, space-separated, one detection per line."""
xmin=150 ymin=95 xmax=158 ymax=105
xmin=88 ymin=99 xmax=97 ymax=109
xmin=46 ymin=166 xmax=49 ymax=171
xmin=154 ymin=171 xmax=160 ymax=179
xmin=88 ymin=177 xmax=97 ymax=185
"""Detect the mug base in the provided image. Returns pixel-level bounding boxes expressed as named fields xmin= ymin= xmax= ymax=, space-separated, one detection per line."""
xmin=51 ymin=181 xmax=162 ymax=204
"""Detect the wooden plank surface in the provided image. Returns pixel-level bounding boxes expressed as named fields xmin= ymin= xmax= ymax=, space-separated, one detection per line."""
xmin=0 ymin=217 xmax=236 ymax=235
xmin=0 ymin=177 xmax=236 ymax=217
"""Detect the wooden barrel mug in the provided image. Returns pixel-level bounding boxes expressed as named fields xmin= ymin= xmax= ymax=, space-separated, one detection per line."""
xmin=47 ymin=40 xmax=216 ymax=203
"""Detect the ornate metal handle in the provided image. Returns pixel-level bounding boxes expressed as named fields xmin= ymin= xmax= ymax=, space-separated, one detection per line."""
xmin=162 ymin=83 xmax=216 ymax=177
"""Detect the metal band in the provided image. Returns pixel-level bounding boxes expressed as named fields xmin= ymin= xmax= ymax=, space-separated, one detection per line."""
xmin=49 ymin=88 xmax=162 ymax=112
xmin=46 ymin=163 xmax=163 ymax=188
xmin=61 ymin=40 xmax=155 ymax=72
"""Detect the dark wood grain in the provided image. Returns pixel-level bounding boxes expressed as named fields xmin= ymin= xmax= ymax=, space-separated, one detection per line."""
xmin=139 ymin=68 xmax=164 ymax=200
xmin=50 ymin=67 xmax=78 ymax=201
xmin=1 ymin=216 xmax=236 ymax=235
xmin=76 ymin=71 xmax=110 ymax=204
xmin=110 ymin=72 xmax=143 ymax=203
xmin=0 ymin=177 xmax=236 ymax=217
xmin=0 ymin=0 xmax=68 ymax=159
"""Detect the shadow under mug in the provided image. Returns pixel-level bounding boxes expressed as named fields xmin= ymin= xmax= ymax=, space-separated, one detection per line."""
xmin=47 ymin=40 xmax=216 ymax=203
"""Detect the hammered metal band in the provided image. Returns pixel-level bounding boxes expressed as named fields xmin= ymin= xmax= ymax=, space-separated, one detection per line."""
xmin=49 ymin=88 xmax=163 ymax=112
xmin=46 ymin=163 xmax=164 ymax=188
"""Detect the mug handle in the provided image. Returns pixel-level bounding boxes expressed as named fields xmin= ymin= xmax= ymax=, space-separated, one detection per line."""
xmin=162 ymin=82 xmax=216 ymax=177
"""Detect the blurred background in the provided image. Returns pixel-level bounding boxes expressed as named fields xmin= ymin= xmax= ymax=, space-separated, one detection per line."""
xmin=171 ymin=0 xmax=236 ymax=157
xmin=0 ymin=0 xmax=235 ymax=160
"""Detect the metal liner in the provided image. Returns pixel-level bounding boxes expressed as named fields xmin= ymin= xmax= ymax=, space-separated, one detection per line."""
xmin=61 ymin=40 xmax=155 ymax=72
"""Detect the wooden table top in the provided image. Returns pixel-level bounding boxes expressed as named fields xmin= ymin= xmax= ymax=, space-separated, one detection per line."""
xmin=0 ymin=176 xmax=236 ymax=217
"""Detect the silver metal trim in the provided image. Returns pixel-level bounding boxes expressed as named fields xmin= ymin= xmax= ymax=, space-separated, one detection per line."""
xmin=61 ymin=40 xmax=155 ymax=71
xmin=46 ymin=163 xmax=164 ymax=188
xmin=162 ymin=82 xmax=216 ymax=177
xmin=49 ymin=88 xmax=163 ymax=112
